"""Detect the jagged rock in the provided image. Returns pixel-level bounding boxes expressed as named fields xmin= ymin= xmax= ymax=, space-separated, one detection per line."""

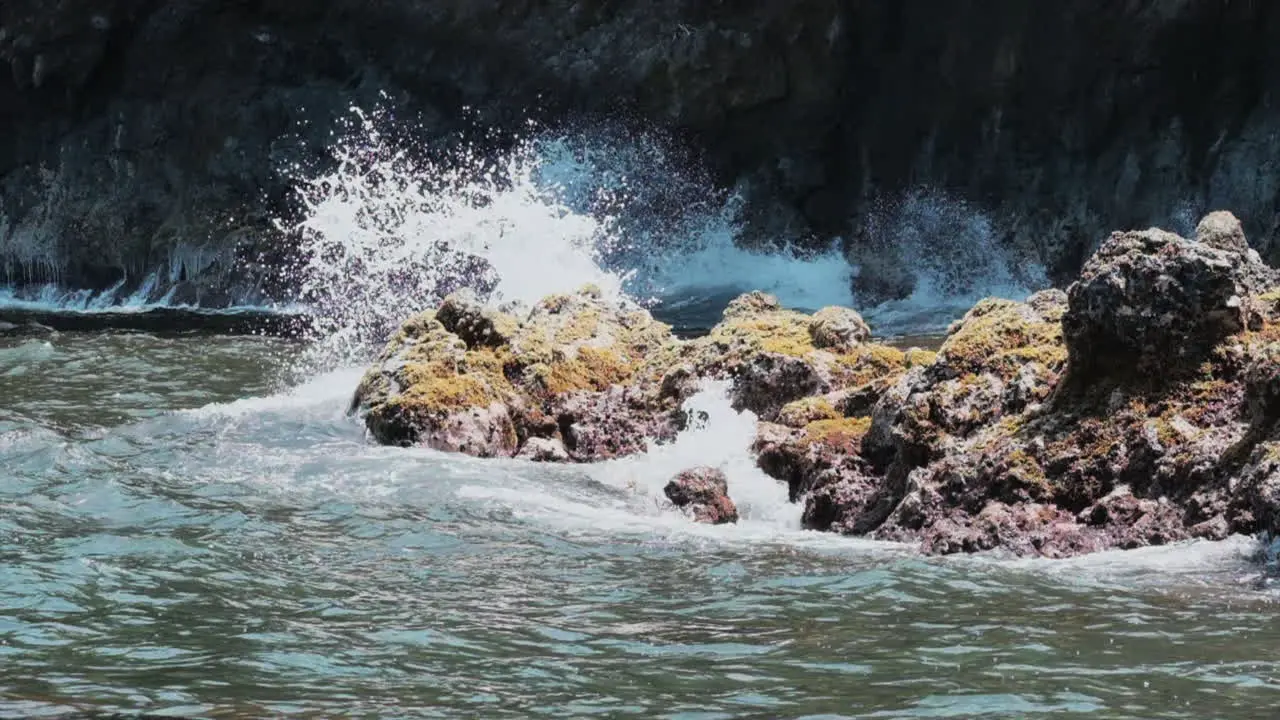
xmin=729 ymin=352 xmax=827 ymax=421
xmin=1238 ymin=442 xmax=1280 ymax=537
xmin=754 ymin=417 xmax=873 ymax=502
xmin=1062 ymin=220 xmax=1278 ymax=380
xmin=516 ymin=436 xmax=571 ymax=462
xmin=353 ymin=286 xmax=683 ymax=460
xmin=778 ymin=215 xmax=1280 ymax=557
xmin=436 ymin=289 xmax=519 ymax=349
xmin=776 ymin=395 xmax=842 ymax=428
xmin=665 ymin=467 xmax=739 ymax=525
xmin=864 ymin=291 xmax=1067 ymax=473
xmin=916 ymin=503 xmax=1098 ymax=558
xmin=1197 ymin=211 xmax=1250 ymax=255
xmin=551 ymin=386 xmax=684 ymax=461
xmin=692 ymin=292 xmax=919 ymax=422
xmin=356 ymin=287 xmax=916 ymax=463
xmin=1079 ymin=490 xmax=1191 ymax=549
xmin=801 ymin=468 xmax=882 ymax=534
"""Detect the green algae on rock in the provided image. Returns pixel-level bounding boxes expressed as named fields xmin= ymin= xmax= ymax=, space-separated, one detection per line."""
xmin=353 ymin=286 xmax=686 ymax=461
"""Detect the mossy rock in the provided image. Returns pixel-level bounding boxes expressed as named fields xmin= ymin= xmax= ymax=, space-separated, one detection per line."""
xmin=937 ymin=294 xmax=1067 ymax=383
xmin=777 ymin=396 xmax=841 ymax=428
xmin=354 ymin=287 xmax=684 ymax=457
xmin=801 ymin=417 xmax=873 ymax=454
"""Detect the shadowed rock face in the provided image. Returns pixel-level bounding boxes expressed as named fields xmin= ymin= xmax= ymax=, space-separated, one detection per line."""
xmin=6 ymin=2 xmax=1280 ymax=298
xmin=1061 ymin=217 xmax=1279 ymax=382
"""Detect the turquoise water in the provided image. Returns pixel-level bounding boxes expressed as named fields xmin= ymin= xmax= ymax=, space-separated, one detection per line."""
xmin=2 ymin=332 xmax=1278 ymax=718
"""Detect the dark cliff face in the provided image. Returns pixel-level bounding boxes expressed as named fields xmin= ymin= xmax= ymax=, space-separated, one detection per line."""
xmin=2 ymin=0 xmax=1278 ymax=303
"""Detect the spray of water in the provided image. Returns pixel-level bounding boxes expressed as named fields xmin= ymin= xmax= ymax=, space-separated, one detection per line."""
xmin=587 ymin=380 xmax=799 ymax=527
xmin=856 ymin=188 xmax=1047 ymax=335
xmin=278 ymin=108 xmax=639 ymax=364
xmin=281 ymin=108 xmax=865 ymax=367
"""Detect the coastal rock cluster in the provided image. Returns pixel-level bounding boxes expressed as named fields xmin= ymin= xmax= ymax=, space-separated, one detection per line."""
xmin=354 ymin=212 xmax=1280 ymax=557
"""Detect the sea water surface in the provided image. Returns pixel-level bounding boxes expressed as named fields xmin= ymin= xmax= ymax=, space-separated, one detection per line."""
xmin=1 ymin=330 xmax=1278 ymax=719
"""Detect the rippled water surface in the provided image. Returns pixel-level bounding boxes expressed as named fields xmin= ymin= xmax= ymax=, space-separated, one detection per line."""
xmin=2 ymin=331 xmax=1278 ymax=719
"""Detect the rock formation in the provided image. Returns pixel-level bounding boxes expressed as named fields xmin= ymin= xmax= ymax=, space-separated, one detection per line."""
xmin=665 ymin=467 xmax=739 ymax=525
xmin=352 ymin=285 xmax=918 ymax=462
xmin=355 ymin=211 xmax=1280 ymax=557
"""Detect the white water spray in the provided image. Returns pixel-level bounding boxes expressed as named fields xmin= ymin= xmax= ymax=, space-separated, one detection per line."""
xmin=281 ymin=109 xmax=636 ymax=363
xmin=588 ymin=381 xmax=799 ymax=528
xmin=857 ymin=188 xmax=1047 ymax=335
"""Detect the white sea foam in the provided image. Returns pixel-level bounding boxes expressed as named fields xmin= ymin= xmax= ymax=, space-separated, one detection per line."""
xmin=180 ymin=367 xmax=366 ymax=421
xmin=584 ymin=381 xmax=798 ymax=527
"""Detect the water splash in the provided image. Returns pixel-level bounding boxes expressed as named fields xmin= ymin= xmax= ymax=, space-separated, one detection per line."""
xmin=856 ymin=188 xmax=1047 ymax=335
xmin=280 ymin=108 xmax=633 ymax=363
xmin=533 ymin=134 xmax=856 ymax=312
xmin=282 ymin=110 xmax=861 ymax=366
xmin=588 ymin=380 xmax=800 ymax=528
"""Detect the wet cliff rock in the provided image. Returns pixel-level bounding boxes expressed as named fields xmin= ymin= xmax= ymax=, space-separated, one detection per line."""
xmin=6 ymin=2 xmax=1280 ymax=299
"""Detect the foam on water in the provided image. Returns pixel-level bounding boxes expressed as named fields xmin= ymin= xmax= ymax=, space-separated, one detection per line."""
xmin=180 ymin=367 xmax=366 ymax=421
xmin=0 ymin=281 xmax=300 ymax=315
xmin=587 ymin=381 xmax=798 ymax=528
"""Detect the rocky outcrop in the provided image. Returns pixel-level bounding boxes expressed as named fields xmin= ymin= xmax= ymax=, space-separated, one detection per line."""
xmin=357 ymin=212 xmax=1280 ymax=555
xmin=1061 ymin=214 xmax=1278 ymax=382
xmin=353 ymin=285 xmax=908 ymax=464
xmin=665 ymin=467 xmax=739 ymax=525
xmin=687 ymin=291 xmax=927 ymax=422
xmin=7 ymin=2 xmax=1280 ymax=300
xmin=353 ymin=286 xmax=686 ymax=460
xmin=810 ymin=212 xmax=1280 ymax=556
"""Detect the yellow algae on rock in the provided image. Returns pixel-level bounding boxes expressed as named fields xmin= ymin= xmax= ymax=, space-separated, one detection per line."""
xmin=777 ymin=396 xmax=842 ymax=428
xmin=937 ymin=293 xmax=1066 ymax=382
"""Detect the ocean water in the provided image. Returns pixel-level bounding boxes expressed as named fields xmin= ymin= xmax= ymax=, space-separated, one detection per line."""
xmin=3 ymin=119 xmax=1277 ymax=718
xmin=1 ymin=331 xmax=1277 ymax=718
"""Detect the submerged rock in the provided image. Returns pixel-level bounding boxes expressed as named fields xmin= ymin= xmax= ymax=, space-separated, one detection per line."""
xmin=665 ymin=467 xmax=739 ymax=525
